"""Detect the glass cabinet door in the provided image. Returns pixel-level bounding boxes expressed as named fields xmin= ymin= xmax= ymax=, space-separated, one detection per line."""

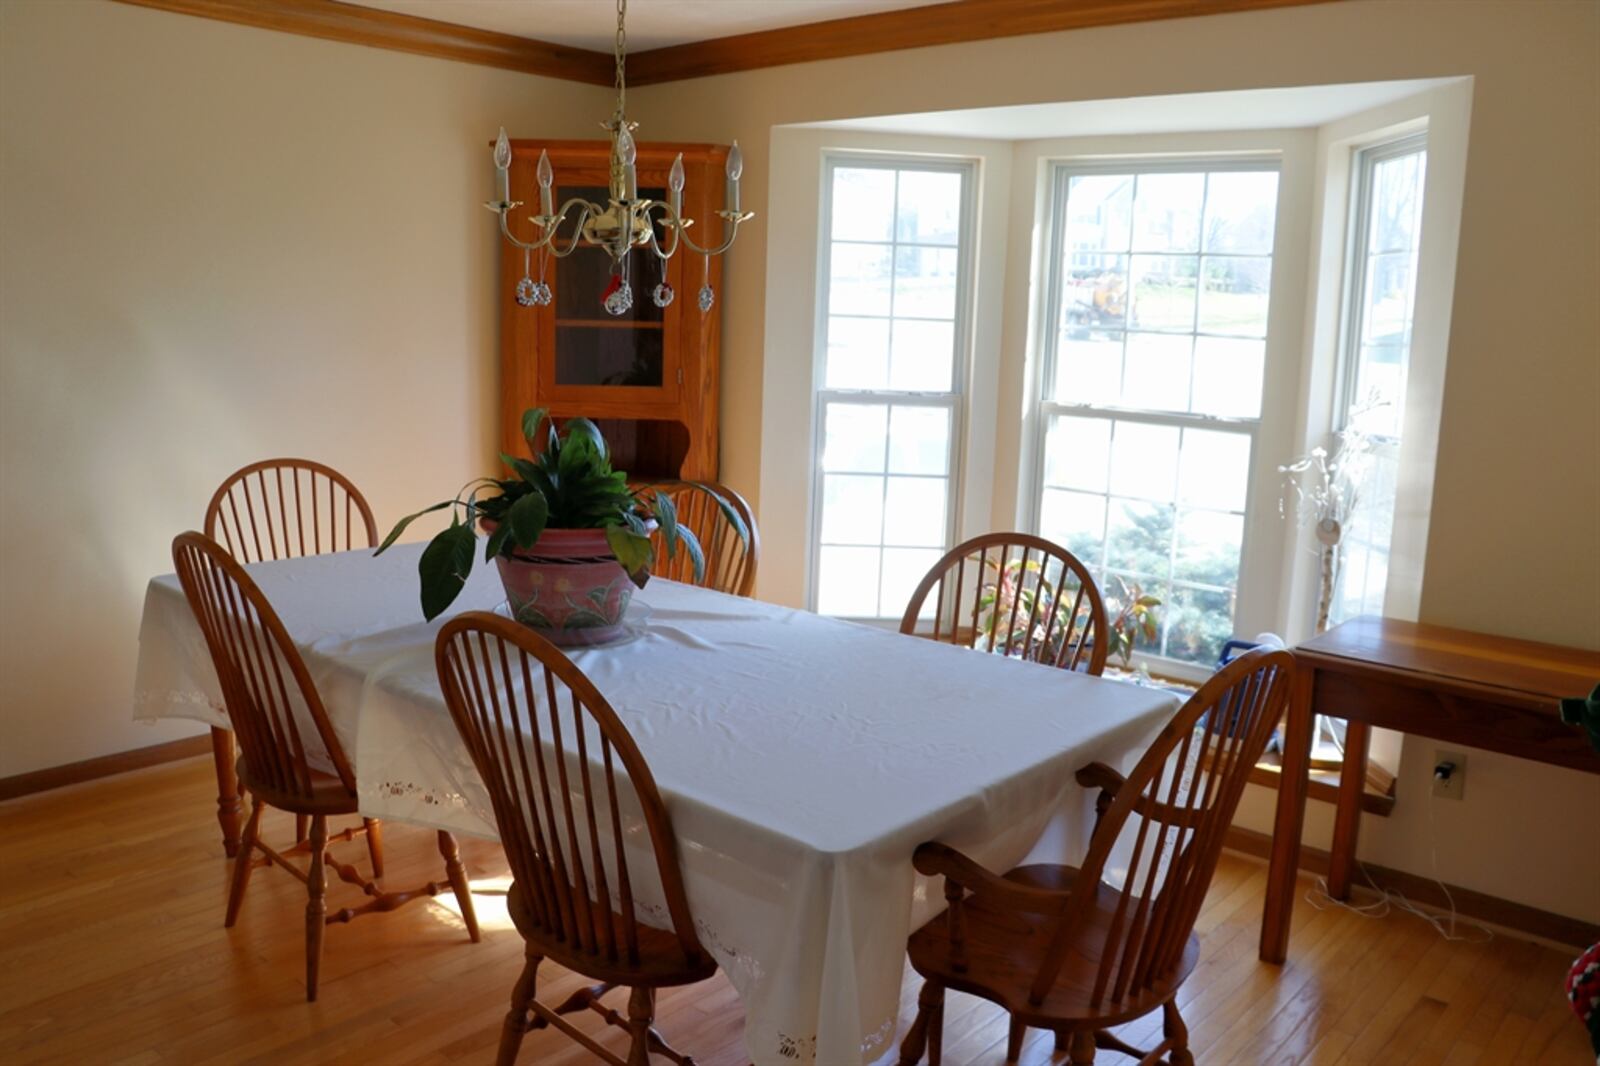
xmin=541 ymin=180 xmax=680 ymax=404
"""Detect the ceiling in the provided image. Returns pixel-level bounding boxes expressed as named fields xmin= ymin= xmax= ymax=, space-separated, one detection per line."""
xmin=805 ymin=79 xmax=1458 ymax=139
xmin=343 ymin=0 xmax=943 ymax=52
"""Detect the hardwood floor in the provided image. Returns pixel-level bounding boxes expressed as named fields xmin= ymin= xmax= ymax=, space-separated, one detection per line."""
xmin=0 ymin=757 xmax=1587 ymax=1065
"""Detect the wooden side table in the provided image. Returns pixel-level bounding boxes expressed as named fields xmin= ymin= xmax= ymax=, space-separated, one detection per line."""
xmin=1259 ymin=616 xmax=1600 ymax=964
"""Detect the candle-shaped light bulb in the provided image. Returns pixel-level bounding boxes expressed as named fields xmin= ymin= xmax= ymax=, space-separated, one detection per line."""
xmin=668 ymin=152 xmax=685 ymax=217
xmin=536 ymin=148 xmax=554 ymax=216
xmin=725 ymin=140 xmax=743 ymax=214
xmin=616 ymin=127 xmax=637 ymax=200
xmin=493 ymin=126 xmax=511 ymax=203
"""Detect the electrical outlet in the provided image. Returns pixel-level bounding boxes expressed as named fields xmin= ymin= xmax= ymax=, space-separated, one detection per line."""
xmin=1432 ymin=750 xmax=1466 ymax=800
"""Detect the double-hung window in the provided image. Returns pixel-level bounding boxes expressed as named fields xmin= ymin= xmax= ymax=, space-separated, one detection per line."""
xmin=1032 ymin=161 xmax=1281 ymax=666
xmin=1329 ymin=134 xmax=1427 ymax=622
xmin=811 ymin=158 xmax=974 ymax=618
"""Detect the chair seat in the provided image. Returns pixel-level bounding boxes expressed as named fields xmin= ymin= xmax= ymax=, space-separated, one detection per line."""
xmin=236 ymin=757 xmax=360 ymax=816
xmin=507 ymin=881 xmax=718 ymax=989
xmin=907 ymin=862 xmax=1198 ymax=1029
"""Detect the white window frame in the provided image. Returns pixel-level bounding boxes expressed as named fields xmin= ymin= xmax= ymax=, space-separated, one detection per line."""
xmin=1026 ymin=157 xmax=1285 ymax=676
xmin=1326 ymin=132 xmax=1428 ymax=623
xmin=807 ymin=153 xmax=978 ymax=618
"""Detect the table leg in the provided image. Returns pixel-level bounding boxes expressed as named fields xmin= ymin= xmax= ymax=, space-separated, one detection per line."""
xmin=1326 ymin=720 xmax=1371 ymax=900
xmin=209 ymin=726 xmax=242 ymax=858
xmin=1260 ymin=663 xmax=1315 ymax=964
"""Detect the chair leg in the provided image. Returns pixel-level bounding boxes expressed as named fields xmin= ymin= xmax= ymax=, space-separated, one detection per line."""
xmin=1068 ymin=1029 xmax=1095 ymax=1065
xmin=305 ymin=814 xmax=327 ymax=1002
xmin=437 ymin=830 xmax=480 ymax=942
xmin=496 ymin=947 xmax=542 ymax=1066
xmin=1163 ymin=1000 xmax=1192 ymax=1066
xmin=625 ymin=986 xmax=655 ymax=1066
xmin=1006 ymin=1016 xmax=1026 ymax=1061
xmin=898 ymin=979 xmax=945 ymax=1065
xmin=364 ymin=818 xmax=385 ymax=880
xmin=209 ymin=727 xmax=241 ymax=857
xmin=224 ymin=796 xmax=263 ymax=927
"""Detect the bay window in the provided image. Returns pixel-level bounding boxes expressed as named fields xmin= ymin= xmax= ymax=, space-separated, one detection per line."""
xmin=1031 ymin=162 xmax=1282 ymax=666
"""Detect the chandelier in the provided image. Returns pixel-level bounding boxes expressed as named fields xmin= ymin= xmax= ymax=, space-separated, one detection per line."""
xmin=485 ymin=0 xmax=752 ymax=316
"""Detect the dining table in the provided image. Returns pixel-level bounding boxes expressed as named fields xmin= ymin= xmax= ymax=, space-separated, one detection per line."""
xmin=132 ymin=541 xmax=1181 ymax=1066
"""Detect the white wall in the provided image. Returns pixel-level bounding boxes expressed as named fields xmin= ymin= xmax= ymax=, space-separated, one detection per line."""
xmin=0 ymin=0 xmax=610 ymax=775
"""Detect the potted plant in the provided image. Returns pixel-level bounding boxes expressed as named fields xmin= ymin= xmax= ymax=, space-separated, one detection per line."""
xmin=376 ymin=408 xmax=746 ymax=646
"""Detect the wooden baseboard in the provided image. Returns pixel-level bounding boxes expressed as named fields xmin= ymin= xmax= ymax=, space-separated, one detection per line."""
xmin=1224 ymin=825 xmax=1599 ymax=949
xmin=0 ymin=735 xmax=213 ymax=802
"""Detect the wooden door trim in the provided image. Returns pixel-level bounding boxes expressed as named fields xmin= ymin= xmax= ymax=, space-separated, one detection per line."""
xmin=110 ymin=0 xmax=1341 ymax=87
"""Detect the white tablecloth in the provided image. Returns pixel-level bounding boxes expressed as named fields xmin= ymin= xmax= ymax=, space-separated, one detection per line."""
xmin=133 ymin=543 xmax=1179 ymax=1065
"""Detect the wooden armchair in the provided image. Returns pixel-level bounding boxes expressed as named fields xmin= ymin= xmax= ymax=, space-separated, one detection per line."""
xmin=899 ymin=532 xmax=1109 ymax=675
xmin=643 ymin=480 xmax=760 ymax=597
xmin=173 ymin=532 xmax=479 ymax=1002
xmin=201 ymin=458 xmax=379 ymax=857
xmin=898 ymin=647 xmax=1295 ymax=1064
xmin=435 ymin=612 xmax=717 ymax=1066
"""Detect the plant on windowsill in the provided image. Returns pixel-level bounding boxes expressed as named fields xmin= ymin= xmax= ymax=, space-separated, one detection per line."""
xmin=1104 ymin=576 xmax=1162 ymax=675
xmin=376 ymin=408 xmax=747 ymax=646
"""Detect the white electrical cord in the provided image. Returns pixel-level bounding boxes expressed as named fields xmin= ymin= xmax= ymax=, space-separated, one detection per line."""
xmin=1304 ymin=779 xmax=1494 ymax=943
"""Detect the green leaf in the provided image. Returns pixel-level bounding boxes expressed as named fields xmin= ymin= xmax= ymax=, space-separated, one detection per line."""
xmin=499 ymin=452 xmax=545 ymax=486
xmin=374 ymin=500 xmax=454 ymax=555
xmin=681 ymin=481 xmax=748 ymax=543
xmin=483 ymin=520 xmax=513 ymax=563
xmin=652 ymin=490 xmax=680 ymax=554
xmin=506 ymin=489 xmax=549 ymax=550
xmin=562 ymin=417 xmax=607 ymax=461
xmin=673 ymin=523 xmax=706 ymax=583
xmin=520 ymin=407 xmax=549 ymax=450
xmin=605 ymin=524 xmax=654 ymax=589
xmin=417 ymin=522 xmax=477 ymax=621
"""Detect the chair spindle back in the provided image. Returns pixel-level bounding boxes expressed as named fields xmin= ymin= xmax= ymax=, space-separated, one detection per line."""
xmin=900 ymin=533 xmax=1109 ymax=675
xmin=644 ymin=482 xmax=760 ymax=597
xmin=1034 ymin=647 xmax=1294 ymax=1008
xmin=171 ymin=532 xmax=357 ymax=804
xmin=205 ymin=459 xmax=377 ymax=563
xmin=435 ymin=612 xmax=706 ymax=970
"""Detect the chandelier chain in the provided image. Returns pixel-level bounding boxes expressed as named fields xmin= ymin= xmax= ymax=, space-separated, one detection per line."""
xmin=614 ymin=0 xmax=627 ymax=117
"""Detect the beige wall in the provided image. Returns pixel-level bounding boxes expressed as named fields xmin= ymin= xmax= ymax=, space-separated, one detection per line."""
xmin=634 ymin=1 xmax=1600 ymax=921
xmin=0 ymin=0 xmax=609 ymax=775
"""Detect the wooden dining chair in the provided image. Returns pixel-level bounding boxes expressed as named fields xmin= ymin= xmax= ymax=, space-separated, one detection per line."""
xmin=435 ymin=612 xmax=716 ymax=1066
xmin=899 ymin=532 xmax=1110 ymax=676
xmin=897 ymin=647 xmax=1295 ymax=1065
xmin=172 ymin=531 xmax=480 ymax=1002
xmin=204 ymin=457 xmax=378 ymax=564
xmin=644 ymin=481 xmax=760 ymax=597
xmin=201 ymin=458 xmax=379 ymax=857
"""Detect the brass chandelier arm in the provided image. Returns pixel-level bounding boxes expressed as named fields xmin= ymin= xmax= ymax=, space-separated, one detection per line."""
xmin=641 ymin=200 xmax=752 ymax=258
xmin=494 ymin=197 xmax=599 ymax=258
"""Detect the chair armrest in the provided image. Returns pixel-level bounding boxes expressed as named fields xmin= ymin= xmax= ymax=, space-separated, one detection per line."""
xmin=1076 ymin=759 xmax=1202 ymax=829
xmin=1075 ymin=761 xmax=1126 ymax=794
xmin=912 ymin=842 xmax=1065 ymax=915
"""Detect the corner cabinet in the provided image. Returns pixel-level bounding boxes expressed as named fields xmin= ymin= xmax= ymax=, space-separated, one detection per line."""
xmin=498 ymin=139 xmax=729 ymax=481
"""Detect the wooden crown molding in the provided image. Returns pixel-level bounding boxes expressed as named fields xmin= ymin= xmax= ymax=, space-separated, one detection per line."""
xmin=109 ymin=0 xmax=615 ymax=85
xmin=626 ymin=0 xmax=1340 ymax=85
xmin=112 ymin=0 xmax=1340 ymax=87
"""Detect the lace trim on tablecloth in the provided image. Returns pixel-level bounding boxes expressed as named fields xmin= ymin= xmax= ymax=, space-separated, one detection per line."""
xmin=134 ymin=688 xmax=224 ymax=717
xmin=374 ymin=779 xmax=473 ymax=812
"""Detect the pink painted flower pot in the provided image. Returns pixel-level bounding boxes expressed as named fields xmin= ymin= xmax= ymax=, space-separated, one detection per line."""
xmin=480 ymin=521 xmax=636 ymax=647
